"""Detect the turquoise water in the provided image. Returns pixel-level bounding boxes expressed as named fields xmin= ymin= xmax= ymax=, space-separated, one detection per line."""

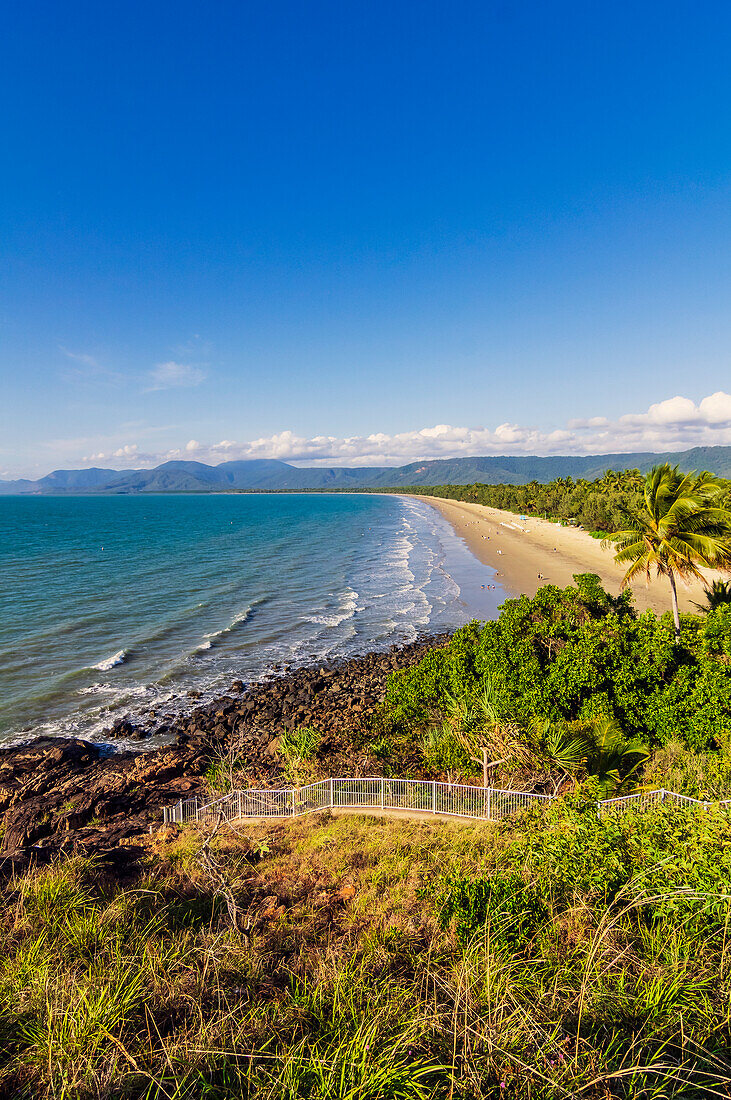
xmin=1 ymin=493 xmax=504 ymax=745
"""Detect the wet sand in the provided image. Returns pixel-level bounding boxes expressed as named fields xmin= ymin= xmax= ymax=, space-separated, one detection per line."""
xmin=416 ymin=495 xmax=720 ymax=615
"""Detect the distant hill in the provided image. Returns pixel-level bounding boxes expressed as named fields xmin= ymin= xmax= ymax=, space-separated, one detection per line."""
xmin=2 ymin=446 xmax=731 ymax=495
xmin=365 ymin=448 xmax=731 ymax=486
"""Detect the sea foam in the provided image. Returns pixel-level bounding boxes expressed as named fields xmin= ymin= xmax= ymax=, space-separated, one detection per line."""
xmin=93 ymin=649 xmax=127 ymax=671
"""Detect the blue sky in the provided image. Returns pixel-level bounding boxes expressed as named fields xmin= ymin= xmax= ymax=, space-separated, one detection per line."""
xmin=2 ymin=0 xmax=731 ymax=477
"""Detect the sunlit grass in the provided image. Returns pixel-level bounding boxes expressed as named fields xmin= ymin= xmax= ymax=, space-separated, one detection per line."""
xmin=1 ymin=806 xmax=729 ymax=1097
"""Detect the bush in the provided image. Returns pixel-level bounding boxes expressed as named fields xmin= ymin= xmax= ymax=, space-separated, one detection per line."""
xmin=385 ymin=577 xmax=731 ymax=751
xmin=434 ymin=869 xmax=551 ymax=949
xmin=432 ymin=786 xmax=731 ymax=954
xmin=645 ymin=736 xmax=731 ymax=800
xmin=421 ymin=722 xmax=471 ymax=772
xmin=279 ymin=725 xmax=322 ymax=762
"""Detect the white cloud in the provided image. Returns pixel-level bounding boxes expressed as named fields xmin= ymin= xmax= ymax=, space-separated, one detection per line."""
xmin=697 ymin=391 xmax=731 ymax=424
xmin=146 ymin=361 xmax=206 ymax=391
xmin=59 ymin=347 xmax=123 ymax=386
xmin=163 ymin=390 xmax=731 ymax=467
xmin=60 ymin=348 xmax=99 ymax=368
xmin=42 ymin=389 xmax=731 ymax=476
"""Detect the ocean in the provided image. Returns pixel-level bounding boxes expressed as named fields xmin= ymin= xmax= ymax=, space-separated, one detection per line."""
xmin=0 ymin=493 xmax=504 ymax=747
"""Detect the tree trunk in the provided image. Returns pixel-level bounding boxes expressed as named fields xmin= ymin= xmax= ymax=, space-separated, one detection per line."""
xmin=668 ymin=571 xmax=680 ymax=636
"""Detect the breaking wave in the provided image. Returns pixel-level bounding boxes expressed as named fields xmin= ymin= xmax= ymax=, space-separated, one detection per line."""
xmin=92 ymin=649 xmax=127 ymax=671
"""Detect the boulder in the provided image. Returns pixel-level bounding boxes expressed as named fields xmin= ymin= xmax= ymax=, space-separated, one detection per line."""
xmin=0 ymin=632 xmax=451 ymax=870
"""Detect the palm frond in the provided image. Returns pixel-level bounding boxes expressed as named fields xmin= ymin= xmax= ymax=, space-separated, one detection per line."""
xmin=602 ymin=464 xmax=731 ymax=623
xmin=693 ymin=579 xmax=731 ymax=612
xmin=543 ymin=726 xmax=590 ymax=774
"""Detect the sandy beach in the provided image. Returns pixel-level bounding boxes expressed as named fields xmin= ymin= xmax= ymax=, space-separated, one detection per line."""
xmin=416 ymin=495 xmax=721 ymax=616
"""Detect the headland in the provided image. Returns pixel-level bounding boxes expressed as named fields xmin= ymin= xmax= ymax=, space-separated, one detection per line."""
xmin=0 ymin=635 xmax=448 ymax=872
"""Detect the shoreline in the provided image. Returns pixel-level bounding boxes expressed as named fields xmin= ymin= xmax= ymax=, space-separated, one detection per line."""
xmin=2 ymin=487 xmax=725 ymax=863
xmin=0 ymin=634 xmax=451 ymax=868
xmin=2 ymin=493 xmax=479 ymax=746
xmin=414 ymin=494 xmax=717 ymax=615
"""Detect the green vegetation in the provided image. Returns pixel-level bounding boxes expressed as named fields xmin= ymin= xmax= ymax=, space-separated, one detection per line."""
xmin=385 ymin=574 xmax=731 ymax=760
xmin=387 ymin=466 xmax=731 ymax=535
xmin=602 ymin=464 xmax=731 ymax=632
xmin=417 ymin=682 xmax=651 ymax=797
xmin=5 ymin=465 xmax=731 ymax=1097
xmin=3 ymin=802 xmax=731 ymax=1097
xmin=277 ymin=724 xmax=323 ymax=785
xmin=695 ymin=578 xmax=731 ymax=612
xmin=279 ymin=724 xmax=322 ymax=763
xmin=204 ymin=727 xmax=324 ymax=795
xmin=205 ymin=748 xmax=246 ymax=792
xmin=391 ymin=468 xmax=648 ymax=532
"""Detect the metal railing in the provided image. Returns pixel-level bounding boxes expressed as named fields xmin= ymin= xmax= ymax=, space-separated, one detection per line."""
xmin=162 ymin=779 xmax=731 ymax=827
xmin=598 ymin=788 xmax=731 ymax=816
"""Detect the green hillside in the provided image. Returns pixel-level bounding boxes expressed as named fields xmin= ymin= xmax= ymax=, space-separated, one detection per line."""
xmin=3 ymin=446 xmax=731 ymax=494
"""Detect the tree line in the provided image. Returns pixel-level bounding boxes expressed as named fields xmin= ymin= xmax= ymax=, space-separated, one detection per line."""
xmin=389 ymin=463 xmax=731 ymax=628
xmin=389 ymin=468 xmax=667 ymax=533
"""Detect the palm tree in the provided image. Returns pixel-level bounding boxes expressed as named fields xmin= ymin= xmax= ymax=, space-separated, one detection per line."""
xmin=535 ymin=717 xmax=589 ymax=794
xmin=602 ymin=464 xmax=731 ymax=634
xmin=441 ymin=679 xmax=529 ymax=784
xmin=620 ymin=468 xmax=643 ymax=490
xmin=693 ymin=579 xmax=731 ymax=612
xmin=534 ymin=715 xmax=648 ymax=797
xmin=582 ymin=716 xmax=649 ymax=798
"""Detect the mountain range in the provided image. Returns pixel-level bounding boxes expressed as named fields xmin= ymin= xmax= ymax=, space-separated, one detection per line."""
xmin=2 ymin=447 xmax=731 ymax=495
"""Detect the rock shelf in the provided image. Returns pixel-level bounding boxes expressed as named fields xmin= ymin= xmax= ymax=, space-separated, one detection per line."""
xmin=0 ymin=635 xmax=449 ymax=875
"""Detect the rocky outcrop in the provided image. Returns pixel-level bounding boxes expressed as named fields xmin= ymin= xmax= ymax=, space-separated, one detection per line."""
xmin=0 ymin=636 xmax=448 ymax=872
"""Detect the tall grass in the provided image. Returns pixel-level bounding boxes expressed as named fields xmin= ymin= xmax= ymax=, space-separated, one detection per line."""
xmin=1 ymin=802 xmax=729 ymax=1097
xmin=278 ymin=725 xmax=322 ymax=785
xmin=279 ymin=725 xmax=321 ymax=763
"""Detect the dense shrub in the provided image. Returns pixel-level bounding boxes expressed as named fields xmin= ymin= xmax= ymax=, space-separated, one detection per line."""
xmin=434 ymin=786 xmax=731 ymax=944
xmin=645 ymin=736 xmax=731 ymax=800
xmin=385 ymin=576 xmax=731 ymax=750
xmin=434 ymin=869 xmax=551 ymax=949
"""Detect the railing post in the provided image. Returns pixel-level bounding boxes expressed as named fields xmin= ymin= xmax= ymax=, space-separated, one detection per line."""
xmin=162 ymin=781 xmax=705 ymax=829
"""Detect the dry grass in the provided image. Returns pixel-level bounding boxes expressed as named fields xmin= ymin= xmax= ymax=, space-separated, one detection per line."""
xmin=1 ymin=806 xmax=729 ymax=1098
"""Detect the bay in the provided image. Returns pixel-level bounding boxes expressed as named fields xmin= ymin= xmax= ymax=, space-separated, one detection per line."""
xmin=0 ymin=493 xmax=504 ymax=746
